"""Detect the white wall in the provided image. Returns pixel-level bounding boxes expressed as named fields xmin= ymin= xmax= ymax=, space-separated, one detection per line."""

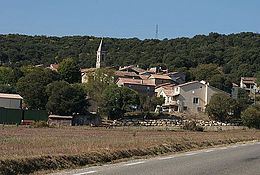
xmin=0 ymin=98 xmax=21 ymax=109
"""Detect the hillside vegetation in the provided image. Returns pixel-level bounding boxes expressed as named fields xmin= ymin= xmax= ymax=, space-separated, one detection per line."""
xmin=0 ymin=32 xmax=260 ymax=83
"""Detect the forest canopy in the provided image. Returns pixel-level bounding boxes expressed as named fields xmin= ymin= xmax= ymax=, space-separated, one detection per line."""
xmin=0 ymin=32 xmax=260 ymax=83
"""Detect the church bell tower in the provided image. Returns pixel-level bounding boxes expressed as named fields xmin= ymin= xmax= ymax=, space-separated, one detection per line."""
xmin=96 ymin=39 xmax=106 ymax=68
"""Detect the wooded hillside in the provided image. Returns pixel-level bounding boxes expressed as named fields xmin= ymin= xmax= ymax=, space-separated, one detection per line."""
xmin=0 ymin=32 xmax=259 ymax=83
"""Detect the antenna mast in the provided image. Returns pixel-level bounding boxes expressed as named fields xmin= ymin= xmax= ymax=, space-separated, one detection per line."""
xmin=155 ymin=24 xmax=159 ymax=39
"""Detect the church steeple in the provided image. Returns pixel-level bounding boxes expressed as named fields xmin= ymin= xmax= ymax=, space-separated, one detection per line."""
xmin=96 ymin=38 xmax=106 ymax=68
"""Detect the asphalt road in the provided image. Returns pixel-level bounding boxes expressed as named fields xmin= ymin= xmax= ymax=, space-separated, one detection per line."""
xmin=51 ymin=142 xmax=260 ymax=175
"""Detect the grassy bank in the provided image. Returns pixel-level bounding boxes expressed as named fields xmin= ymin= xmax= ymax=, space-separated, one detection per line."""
xmin=0 ymin=126 xmax=259 ymax=174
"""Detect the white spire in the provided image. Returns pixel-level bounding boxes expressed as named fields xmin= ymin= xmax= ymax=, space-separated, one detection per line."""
xmin=96 ymin=38 xmax=106 ymax=68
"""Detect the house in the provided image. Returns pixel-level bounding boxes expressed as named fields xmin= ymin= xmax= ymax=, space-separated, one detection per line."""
xmin=148 ymin=74 xmax=173 ymax=86
xmin=240 ymin=77 xmax=259 ymax=93
xmin=155 ymin=81 xmax=229 ymax=113
xmin=48 ymin=115 xmax=73 ymax=126
xmin=81 ymin=68 xmax=97 ymax=83
xmin=119 ymin=65 xmax=146 ymax=74
xmin=49 ymin=64 xmax=59 ymax=72
xmin=167 ymin=72 xmax=186 ymax=84
xmin=0 ymin=93 xmax=23 ymax=109
xmin=116 ymin=78 xmax=155 ymax=97
xmin=114 ymin=71 xmax=141 ymax=80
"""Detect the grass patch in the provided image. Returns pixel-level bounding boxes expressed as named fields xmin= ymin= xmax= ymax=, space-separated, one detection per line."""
xmin=0 ymin=126 xmax=259 ymax=174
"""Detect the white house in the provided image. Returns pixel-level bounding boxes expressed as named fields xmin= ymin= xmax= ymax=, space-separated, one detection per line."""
xmin=155 ymin=81 xmax=229 ymax=113
xmin=240 ymin=77 xmax=259 ymax=93
xmin=0 ymin=93 xmax=23 ymax=109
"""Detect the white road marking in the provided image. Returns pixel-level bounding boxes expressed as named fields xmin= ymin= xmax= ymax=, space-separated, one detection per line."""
xmin=219 ymin=147 xmax=228 ymax=150
xmin=159 ymin=156 xmax=175 ymax=160
xmin=124 ymin=161 xmax=145 ymax=166
xmin=73 ymin=170 xmax=97 ymax=175
xmin=230 ymin=145 xmax=238 ymax=148
xmin=185 ymin=152 xmax=198 ymax=156
xmin=204 ymin=149 xmax=214 ymax=153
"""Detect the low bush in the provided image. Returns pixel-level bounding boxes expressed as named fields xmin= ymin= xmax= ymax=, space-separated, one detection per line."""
xmin=183 ymin=121 xmax=204 ymax=132
xmin=31 ymin=121 xmax=49 ymax=128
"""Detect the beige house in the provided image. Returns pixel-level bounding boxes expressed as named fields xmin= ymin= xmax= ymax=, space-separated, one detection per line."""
xmin=148 ymin=74 xmax=173 ymax=86
xmin=156 ymin=81 xmax=229 ymax=113
xmin=0 ymin=93 xmax=23 ymax=109
xmin=116 ymin=78 xmax=155 ymax=97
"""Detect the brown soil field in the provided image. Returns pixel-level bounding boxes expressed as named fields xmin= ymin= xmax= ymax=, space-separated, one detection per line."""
xmin=1 ymin=126 xmax=259 ymax=161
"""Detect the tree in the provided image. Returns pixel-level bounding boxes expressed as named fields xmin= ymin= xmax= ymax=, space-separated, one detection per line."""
xmin=140 ymin=95 xmax=164 ymax=112
xmin=17 ymin=69 xmax=59 ymax=109
xmin=58 ymin=58 xmax=81 ymax=84
xmin=209 ymin=74 xmax=232 ymax=93
xmin=46 ymin=82 xmax=89 ymax=116
xmin=241 ymin=105 xmax=260 ymax=129
xmin=0 ymin=84 xmax=16 ymax=93
xmin=190 ymin=64 xmax=220 ymax=81
xmin=84 ymin=68 xmax=114 ymax=106
xmin=256 ymin=72 xmax=260 ymax=87
xmin=206 ymin=93 xmax=237 ymax=122
xmin=100 ymin=85 xmax=140 ymax=119
xmin=0 ymin=66 xmax=12 ymax=84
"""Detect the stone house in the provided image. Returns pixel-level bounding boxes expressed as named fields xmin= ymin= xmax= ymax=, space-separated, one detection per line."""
xmin=116 ymin=78 xmax=155 ymax=97
xmin=148 ymin=74 xmax=173 ymax=86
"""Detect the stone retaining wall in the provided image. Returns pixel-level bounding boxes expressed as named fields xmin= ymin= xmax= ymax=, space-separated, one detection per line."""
xmin=108 ymin=119 xmax=241 ymax=130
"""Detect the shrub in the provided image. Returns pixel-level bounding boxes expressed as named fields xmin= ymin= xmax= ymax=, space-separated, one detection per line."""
xmin=183 ymin=121 xmax=204 ymax=132
xmin=241 ymin=105 xmax=260 ymax=129
xmin=31 ymin=121 xmax=49 ymax=128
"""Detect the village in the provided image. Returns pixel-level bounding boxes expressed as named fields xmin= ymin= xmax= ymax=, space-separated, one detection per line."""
xmin=0 ymin=39 xmax=259 ymax=129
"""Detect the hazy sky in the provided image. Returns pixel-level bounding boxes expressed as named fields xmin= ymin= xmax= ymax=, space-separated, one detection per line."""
xmin=0 ymin=0 xmax=259 ymax=39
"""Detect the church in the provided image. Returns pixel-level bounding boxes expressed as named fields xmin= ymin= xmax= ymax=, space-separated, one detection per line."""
xmin=81 ymin=39 xmax=107 ymax=83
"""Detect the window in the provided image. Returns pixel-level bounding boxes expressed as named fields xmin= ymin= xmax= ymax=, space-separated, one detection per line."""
xmin=183 ymin=106 xmax=188 ymax=111
xmin=193 ymin=97 xmax=199 ymax=104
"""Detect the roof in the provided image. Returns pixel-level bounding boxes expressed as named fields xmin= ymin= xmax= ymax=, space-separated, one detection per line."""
xmin=117 ymin=78 xmax=155 ymax=86
xmin=139 ymin=75 xmax=150 ymax=80
xmin=149 ymin=74 xmax=172 ymax=80
xmin=114 ymin=71 xmax=139 ymax=77
xmin=155 ymin=83 xmax=176 ymax=90
xmin=81 ymin=68 xmax=97 ymax=73
xmin=0 ymin=93 xmax=23 ymax=100
xmin=119 ymin=65 xmax=146 ymax=74
xmin=162 ymin=89 xmax=174 ymax=96
xmin=49 ymin=64 xmax=59 ymax=71
xmin=241 ymin=77 xmax=256 ymax=84
xmin=177 ymin=81 xmax=200 ymax=87
xmin=49 ymin=115 xmax=73 ymax=119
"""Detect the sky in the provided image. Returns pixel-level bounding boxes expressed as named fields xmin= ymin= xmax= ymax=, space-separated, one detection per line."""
xmin=0 ymin=0 xmax=260 ymax=39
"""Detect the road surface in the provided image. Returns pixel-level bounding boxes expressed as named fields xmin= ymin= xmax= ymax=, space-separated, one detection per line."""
xmin=51 ymin=142 xmax=260 ymax=175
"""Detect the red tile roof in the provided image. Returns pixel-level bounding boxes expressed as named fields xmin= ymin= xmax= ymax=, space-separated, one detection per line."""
xmin=117 ymin=78 xmax=155 ymax=86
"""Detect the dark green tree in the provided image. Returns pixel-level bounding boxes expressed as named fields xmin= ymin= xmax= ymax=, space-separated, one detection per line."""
xmin=0 ymin=84 xmax=16 ymax=93
xmin=241 ymin=105 xmax=260 ymax=129
xmin=100 ymin=85 xmax=140 ymax=119
xmin=58 ymin=58 xmax=81 ymax=84
xmin=206 ymin=93 xmax=237 ymax=122
xmin=46 ymin=82 xmax=89 ymax=116
xmin=17 ymin=69 xmax=59 ymax=109
xmin=190 ymin=64 xmax=220 ymax=81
